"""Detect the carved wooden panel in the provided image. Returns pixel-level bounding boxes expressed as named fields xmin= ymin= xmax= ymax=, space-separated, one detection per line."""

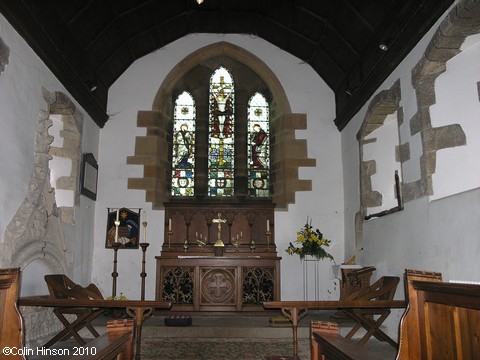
xmin=163 ymin=202 xmax=275 ymax=255
xmin=201 ymin=268 xmax=236 ymax=305
xmin=156 ymin=256 xmax=281 ymax=311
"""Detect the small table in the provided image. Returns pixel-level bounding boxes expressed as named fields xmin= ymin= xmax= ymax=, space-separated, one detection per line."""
xmin=263 ymin=300 xmax=406 ymax=358
xmin=19 ymin=296 xmax=171 ymax=360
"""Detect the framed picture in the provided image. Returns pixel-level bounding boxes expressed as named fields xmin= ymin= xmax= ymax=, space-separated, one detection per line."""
xmin=105 ymin=208 xmax=140 ymax=249
xmin=80 ymin=153 xmax=98 ymax=201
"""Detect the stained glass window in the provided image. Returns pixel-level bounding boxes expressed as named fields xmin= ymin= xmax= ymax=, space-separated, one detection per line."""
xmin=171 ymin=91 xmax=196 ymax=196
xmin=247 ymin=93 xmax=270 ymax=197
xmin=170 ymin=66 xmax=272 ymax=199
xmin=208 ymin=67 xmax=235 ymax=196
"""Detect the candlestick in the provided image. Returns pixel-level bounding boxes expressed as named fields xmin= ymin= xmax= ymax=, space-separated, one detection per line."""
xmin=267 ymin=219 xmax=270 ymax=231
xmin=111 ymin=242 xmax=121 ymax=298
xmin=168 ymin=218 xmax=172 ymax=231
xmin=142 ymin=211 xmax=148 ymax=243
xmin=114 ymin=209 xmax=120 ymax=243
xmin=167 ymin=230 xmax=172 ymax=251
xmin=266 ymin=230 xmax=271 ymax=251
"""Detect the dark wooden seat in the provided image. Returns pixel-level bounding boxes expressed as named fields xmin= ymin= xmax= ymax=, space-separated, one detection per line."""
xmin=310 ymin=321 xmax=387 ymax=360
xmin=28 ymin=319 xmax=134 ymax=360
xmin=342 ymin=275 xmax=400 ymax=347
xmin=43 ymin=274 xmax=105 ymax=348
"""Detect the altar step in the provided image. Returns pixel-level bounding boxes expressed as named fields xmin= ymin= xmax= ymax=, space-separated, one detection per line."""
xmin=96 ymin=310 xmax=355 ymax=339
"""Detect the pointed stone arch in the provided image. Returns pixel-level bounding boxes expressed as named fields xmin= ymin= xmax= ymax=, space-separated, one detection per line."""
xmin=127 ymin=41 xmax=316 ymax=209
xmin=406 ymin=0 xmax=478 ymax=199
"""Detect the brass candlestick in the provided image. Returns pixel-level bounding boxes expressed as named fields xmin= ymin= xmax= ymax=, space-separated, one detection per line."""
xmin=167 ymin=230 xmax=172 ymax=250
xmin=196 ymin=233 xmax=206 ymax=251
xmin=232 ymin=237 xmax=239 ymax=252
xmin=265 ymin=230 xmax=271 ymax=251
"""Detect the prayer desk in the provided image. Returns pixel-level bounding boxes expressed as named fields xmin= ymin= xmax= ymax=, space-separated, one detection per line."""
xmin=19 ymin=296 xmax=171 ymax=360
xmin=263 ymin=300 xmax=406 ymax=358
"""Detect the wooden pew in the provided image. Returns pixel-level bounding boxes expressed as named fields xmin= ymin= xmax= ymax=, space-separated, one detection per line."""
xmin=309 ymin=270 xmax=437 ymax=360
xmin=311 ymin=321 xmax=387 ymax=360
xmin=264 ymin=299 xmax=406 ymax=358
xmin=29 ymin=319 xmax=134 ymax=360
xmin=0 ymin=268 xmax=24 ymax=360
xmin=1 ymin=268 xmax=135 ymax=360
xmin=396 ymin=270 xmax=480 ymax=360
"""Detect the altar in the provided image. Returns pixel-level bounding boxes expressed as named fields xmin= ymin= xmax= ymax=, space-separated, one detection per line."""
xmin=155 ymin=203 xmax=281 ymax=311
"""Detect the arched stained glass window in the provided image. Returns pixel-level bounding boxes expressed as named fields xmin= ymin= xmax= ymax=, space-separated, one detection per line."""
xmin=171 ymin=91 xmax=196 ymax=196
xmin=208 ymin=67 xmax=235 ymax=196
xmin=247 ymin=93 xmax=270 ymax=197
xmin=170 ymin=65 xmax=272 ymax=200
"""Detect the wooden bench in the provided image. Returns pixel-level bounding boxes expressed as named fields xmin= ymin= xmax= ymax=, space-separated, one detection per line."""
xmin=29 ymin=319 xmax=134 ymax=360
xmin=310 ymin=270 xmax=441 ymax=360
xmin=396 ymin=270 xmax=480 ymax=359
xmin=0 ymin=268 xmax=24 ymax=360
xmin=1 ymin=268 xmax=134 ymax=360
xmin=311 ymin=321 xmax=386 ymax=360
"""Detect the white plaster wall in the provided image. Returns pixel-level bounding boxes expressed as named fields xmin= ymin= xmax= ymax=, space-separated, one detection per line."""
xmin=341 ymin=4 xmax=480 ymax=338
xmin=363 ymin=113 xmax=402 ymax=215
xmin=0 ymin=14 xmax=99 ymax=289
xmin=430 ymin=35 xmax=480 ymax=200
xmin=94 ymin=33 xmax=343 ymax=301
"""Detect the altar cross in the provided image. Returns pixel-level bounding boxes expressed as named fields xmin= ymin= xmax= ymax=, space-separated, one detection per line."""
xmin=212 ymin=212 xmax=226 ymax=247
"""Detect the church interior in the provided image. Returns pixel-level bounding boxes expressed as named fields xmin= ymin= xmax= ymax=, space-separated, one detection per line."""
xmin=1 ymin=0 xmax=480 ymax=359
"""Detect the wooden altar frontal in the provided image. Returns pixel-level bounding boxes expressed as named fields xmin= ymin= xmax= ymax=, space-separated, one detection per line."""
xmin=155 ymin=203 xmax=281 ymax=311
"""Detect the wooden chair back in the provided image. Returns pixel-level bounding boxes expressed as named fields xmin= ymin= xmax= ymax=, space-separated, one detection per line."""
xmin=43 ymin=274 xmax=105 ymax=348
xmin=0 ymin=268 xmax=25 ymax=360
xmin=346 ymin=275 xmax=399 ymax=302
xmin=45 ymin=274 xmax=103 ymax=300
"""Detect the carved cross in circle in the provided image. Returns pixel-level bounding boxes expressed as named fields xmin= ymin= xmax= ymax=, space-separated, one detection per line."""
xmin=207 ymin=272 xmax=229 ymax=299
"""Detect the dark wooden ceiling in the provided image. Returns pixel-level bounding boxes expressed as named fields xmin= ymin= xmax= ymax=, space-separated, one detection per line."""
xmin=0 ymin=0 xmax=453 ymax=130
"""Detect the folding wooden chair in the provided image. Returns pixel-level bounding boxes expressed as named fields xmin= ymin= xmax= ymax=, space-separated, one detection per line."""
xmin=43 ymin=274 xmax=105 ymax=348
xmin=342 ymin=275 xmax=400 ymax=347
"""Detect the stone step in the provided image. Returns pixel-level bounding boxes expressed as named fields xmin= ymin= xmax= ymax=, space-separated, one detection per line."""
xmin=94 ymin=310 xmax=360 ymax=340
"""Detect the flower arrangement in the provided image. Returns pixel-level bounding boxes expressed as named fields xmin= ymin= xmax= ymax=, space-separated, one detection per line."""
xmin=286 ymin=218 xmax=334 ymax=261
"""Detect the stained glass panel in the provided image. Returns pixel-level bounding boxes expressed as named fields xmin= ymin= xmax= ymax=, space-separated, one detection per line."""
xmin=247 ymin=92 xmax=270 ymax=197
xmin=208 ymin=67 xmax=235 ymax=196
xmin=171 ymin=91 xmax=196 ymax=196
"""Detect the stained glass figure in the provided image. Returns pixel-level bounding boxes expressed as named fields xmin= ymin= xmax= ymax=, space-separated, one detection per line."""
xmin=208 ymin=67 xmax=235 ymax=196
xmin=171 ymin=91 xmax=196 ymax=196
xmin=247 ymin=92 xmax=270 ymax=197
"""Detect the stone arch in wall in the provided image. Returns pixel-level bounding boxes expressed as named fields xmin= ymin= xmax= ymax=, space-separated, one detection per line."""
xmin=46 ymin=91 xmax=84 ymax=224
xmin=353 ymin=0 xmax=479 ymax=248
xmin=127 ymin=41 xmax=316 ymax=210
xmin=405 ymin=0 xmax=478 ymax=200
xmin=357 ymin=80 xmax=402 ymax=211
xmin=355 ymin=80 xmax=403 ymax=248
xmin=0 ymin=89 xmax=83 ymax=274
xmin=0 ymin=89 xmax=84 ymax=346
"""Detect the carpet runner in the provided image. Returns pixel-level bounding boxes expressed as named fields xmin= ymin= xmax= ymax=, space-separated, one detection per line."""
xmin=141 ymin=337 xmax=309 ymax=360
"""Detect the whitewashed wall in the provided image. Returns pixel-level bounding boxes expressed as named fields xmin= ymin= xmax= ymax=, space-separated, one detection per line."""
xmin=342 ymin=5 xmax=480 ymax=338
xmin=93 ymin=33 xmax=343 ymax=301
xmin=0 ymin=14 xmax=99 ymax=293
